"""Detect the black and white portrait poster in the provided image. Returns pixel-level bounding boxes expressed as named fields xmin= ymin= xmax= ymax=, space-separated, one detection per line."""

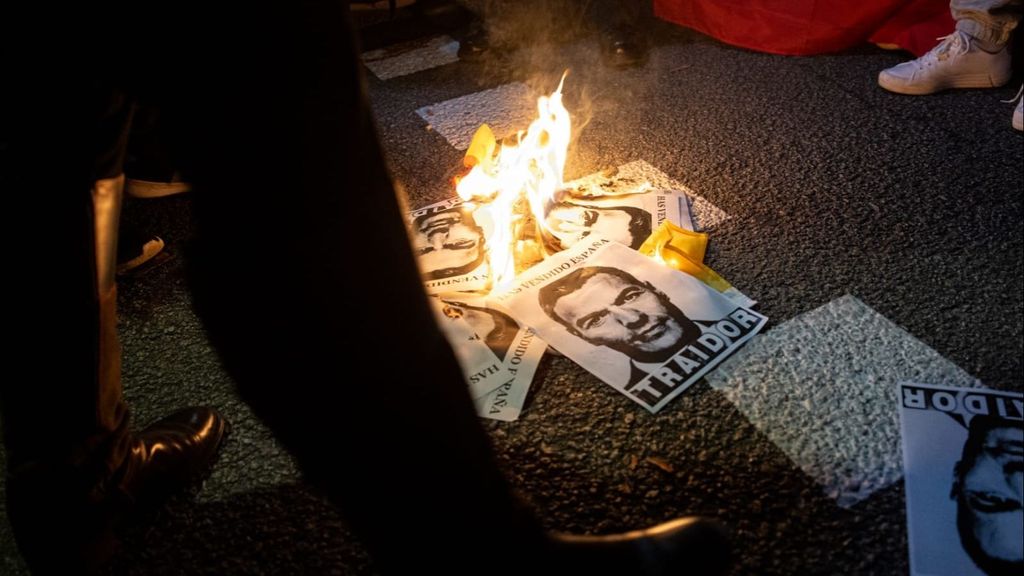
xmin=408 ymin=198 xmax=492 ymax=294
xmin=427 ymin=297 xmax=509 ymax=400
xmin=543 ymin=191 xmax=694 ymax=252
xmin=436 ymin=294 xmax=547 ymax=422
xmin=494 ymin=238 xmax=767 ymax=413
xmin=898 ymin=383 xmax=1023 ymax=576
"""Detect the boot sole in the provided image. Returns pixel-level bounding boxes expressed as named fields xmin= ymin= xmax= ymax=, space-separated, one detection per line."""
xmin=125 ymin=179 xmax=191 ymax=198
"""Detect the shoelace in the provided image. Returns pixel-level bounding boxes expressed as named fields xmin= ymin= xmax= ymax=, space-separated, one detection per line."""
xmin=1001 ymin=84 xmax=1023 ymax=104
xmin=920 ymin=30 xmax=971 ymax=65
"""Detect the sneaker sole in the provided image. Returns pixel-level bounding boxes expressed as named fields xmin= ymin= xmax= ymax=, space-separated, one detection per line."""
xmin=878 ymin=71 xmax=1011 ymax=95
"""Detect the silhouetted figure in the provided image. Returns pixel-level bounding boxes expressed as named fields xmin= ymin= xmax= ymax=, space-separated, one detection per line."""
xmin=3 ymin=3 xmax=725 ymax=574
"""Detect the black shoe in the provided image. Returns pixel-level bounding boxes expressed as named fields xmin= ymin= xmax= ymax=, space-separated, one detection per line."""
xmin=6 ymin=407 xmax=229 ymax=573
xmin=114 ymin=407 xmax=230 ymax=510
xmin=598 ymin=25 xmax=648 ymax=69
xmin=549 ymin=517 xmax=731 ymax=575
xmin=116 ymin=223 xmax=166 ymax=276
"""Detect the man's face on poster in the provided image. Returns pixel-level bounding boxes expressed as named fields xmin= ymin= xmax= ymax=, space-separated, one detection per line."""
xmin=545 ymin=203 xmax=650 ymax=250
xmin=442 ymin=300 xmax=519 ymax=359
xmin=955 ymin=421 xmax=1024 ymax=574
xmin=549 ymin=270 xmax=698 ymax=363
xmin=410 ymin=207 xmax=486 ymax=279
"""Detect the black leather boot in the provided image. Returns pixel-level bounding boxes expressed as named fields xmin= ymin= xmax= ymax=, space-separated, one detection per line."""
xmin=549 ymin=517 xmax=731 ymax=576
xmin=3 ymin=171 xmax=228 ymax=574
xmin=113 ymin=407 xmax=229 ymax=512
xmin=6 ymin=407 xmax=229 ymax=574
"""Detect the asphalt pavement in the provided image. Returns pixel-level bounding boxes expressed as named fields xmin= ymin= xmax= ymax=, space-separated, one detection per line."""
xmin=1 ymin=8 xmax=1021 ymax=576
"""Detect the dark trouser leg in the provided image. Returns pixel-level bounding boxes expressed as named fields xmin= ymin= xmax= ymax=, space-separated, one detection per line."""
xmin=1 ymin=89 xmax=135 ymax=573
xmin=177 ymin=2 xmax=546 ymax=574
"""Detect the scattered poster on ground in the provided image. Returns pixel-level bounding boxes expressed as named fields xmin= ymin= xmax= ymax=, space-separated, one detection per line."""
xmin=898 ymin=382 xmax=1023 ymax=576
xmin=494 ymin=238 xmax=766 ymax=413
xmin=436 ymin=294 xmax=547 ymax=421
xmin=542 ymin=191 xmax=694 ymax=252
xmin=427 ymin=297 xmax=509 ymax=399
xmin=408 ymin=198 xmax=492 ymax=294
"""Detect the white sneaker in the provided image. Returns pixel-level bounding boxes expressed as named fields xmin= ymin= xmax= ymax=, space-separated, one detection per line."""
xmin=878 ymin=31 xmax=1012 ymax=95
xmin=1010 ymin=86 xmax=1023 ymax=132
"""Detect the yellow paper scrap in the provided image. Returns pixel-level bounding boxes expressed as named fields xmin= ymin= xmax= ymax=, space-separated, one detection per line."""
xmin=464 ymin=124 xmax=496 ymax=169
xmin=638 ymin=221 xmax=732 ymax=293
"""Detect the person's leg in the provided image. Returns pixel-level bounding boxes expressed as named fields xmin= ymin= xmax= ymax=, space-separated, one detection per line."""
xmin=177 ymin=2 xmax=726 ymax=574
xmin=878 ymin=0 xmax=1020 ymax=94
xmin=2 ymin=89 xmax=134 ymax=573
xmin=2 ymin=86 xmax=227 ymax=574
xmin=124 ymin=103 xmax=192 ymax=199
xmin=951 ymin=0 xmax=1023 ymax=51
xmin=954 ymin=0 xmax=1023 ymax=131
xmin=178 ymin=6 xmax=545 ymax=573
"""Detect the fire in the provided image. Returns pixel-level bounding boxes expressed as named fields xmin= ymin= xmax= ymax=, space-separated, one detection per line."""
xmin=455 ymin=73 xmax=572 ymax=290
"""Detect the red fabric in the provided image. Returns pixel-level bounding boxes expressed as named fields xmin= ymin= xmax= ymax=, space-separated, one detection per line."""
xmin=654 ymin=0 xmax=955 ymax=57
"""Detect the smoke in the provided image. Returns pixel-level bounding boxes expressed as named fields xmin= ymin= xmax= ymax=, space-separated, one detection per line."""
xmin=464 ymin=0 xmax=590 ymax=49
xmin=457 ymin=0 xmax=588 ymax=84
xmin=456 ymin=2 xmax=591 ymax=156
xmin=455 ymin=0 xmax=658 ymax=178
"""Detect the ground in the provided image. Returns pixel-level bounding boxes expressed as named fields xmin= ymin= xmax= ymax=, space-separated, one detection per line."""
xmin=1 ymin=8 xmax=1020 ymax=576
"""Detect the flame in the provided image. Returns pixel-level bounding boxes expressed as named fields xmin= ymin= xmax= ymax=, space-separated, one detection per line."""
xmin=456 ymin=73 xmax=572 ymax=290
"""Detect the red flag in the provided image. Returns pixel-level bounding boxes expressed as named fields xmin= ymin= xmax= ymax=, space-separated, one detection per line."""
xmin=654 ymin=0 xmax=953 ymax=57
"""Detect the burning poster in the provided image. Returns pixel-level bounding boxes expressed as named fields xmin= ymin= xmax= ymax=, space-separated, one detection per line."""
xmin=408 ymin=198 xmax=492 ymax=294
xmin=563 ymin=164 xmax=665 ymax=199
xmin=427 ymin=297 xmax=509 ymax=399
xmin=494 ymin=238 xmax=767 ymax=413
xmin=898 ymin=383 xmax=1023 ymax=576
xmin=436 ymin=294 xmax=547 ymax=421
xmin=542 ymin=191 xmax=694 ymax=252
